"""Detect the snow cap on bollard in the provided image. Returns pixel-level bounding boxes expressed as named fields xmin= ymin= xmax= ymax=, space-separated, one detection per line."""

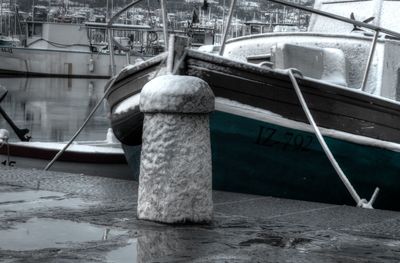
xmin=138 ymin=75 xmax=214 ymax=224
xmin=140 ymin=75 xmax=214 ymax=113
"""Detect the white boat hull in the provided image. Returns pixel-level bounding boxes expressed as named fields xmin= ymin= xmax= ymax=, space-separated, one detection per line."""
xmin=0 ymin=47 xmax=134 ymax=78
xmin=0 ymin=141 xmax=134 ymax=179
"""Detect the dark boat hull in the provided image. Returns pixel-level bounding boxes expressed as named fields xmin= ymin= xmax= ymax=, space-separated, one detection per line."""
xmin=106 ymin=54 xmax=166 ymax=145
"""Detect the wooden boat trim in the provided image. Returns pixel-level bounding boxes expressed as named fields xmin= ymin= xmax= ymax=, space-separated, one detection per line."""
xmin=112 ymin=52 xmax=167 ymax=85
xmin=106 ymin=53 xmax=167 ymax=109
xmin=187 ymin=63 xmax=400 ymax=126
xmin=186 ymin=49 xmax=400 ymax=109
xmin=184 ymin=49 xmax=400 ymax=143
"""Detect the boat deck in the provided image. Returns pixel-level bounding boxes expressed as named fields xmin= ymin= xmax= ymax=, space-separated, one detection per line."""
xmin=0 ymin=167 xmax=400 ymax=262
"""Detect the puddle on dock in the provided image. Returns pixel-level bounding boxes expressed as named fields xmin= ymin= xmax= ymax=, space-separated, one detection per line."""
xmin=0 ymin=218 xmax=126 ymax=251
xmin=0 ymin=190 xmax=97 ymax=213
xmin=0 ymin=190 xmax=63 ymax=203
xmin=106 ymin=239 xmax=138 ymax=263
xmin=239 ymin=235 xmax=311 ymax=248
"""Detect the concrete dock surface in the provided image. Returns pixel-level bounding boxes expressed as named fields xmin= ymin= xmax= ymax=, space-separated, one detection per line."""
xmin=0 ymin=167 xmax=400 ymax=262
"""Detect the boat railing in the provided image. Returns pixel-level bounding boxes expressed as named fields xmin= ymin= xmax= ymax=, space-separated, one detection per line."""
xmin=219 ymin=0 xmax=400 ymax=91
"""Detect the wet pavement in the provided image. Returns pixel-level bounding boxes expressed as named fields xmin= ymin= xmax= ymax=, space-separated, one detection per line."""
xmin=0 ymin=168 xmax=400 ymax=262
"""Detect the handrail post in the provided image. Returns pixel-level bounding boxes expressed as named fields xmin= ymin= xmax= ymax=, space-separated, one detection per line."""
xmin=219 ymin=0 xmax=237 ymax=56
xmin=108 ymin=28 xmax=116 ymax=76
xmin=0 ymin=0 xmax=3 ymax=34
xmin=160 ymin=0 xmax=169 ymax=50
xmin=361 ymin=30 xmax=379 ymax=91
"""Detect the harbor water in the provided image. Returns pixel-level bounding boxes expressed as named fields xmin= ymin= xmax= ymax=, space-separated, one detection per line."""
xmin=0 ymin=77 xmax=111 ymax=142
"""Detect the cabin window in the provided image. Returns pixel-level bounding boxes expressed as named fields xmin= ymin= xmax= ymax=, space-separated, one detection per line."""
xmin=28 ymin=24 xmax=42 ymax=37
xmin=250 ymin=26 xmax=261 ymax=34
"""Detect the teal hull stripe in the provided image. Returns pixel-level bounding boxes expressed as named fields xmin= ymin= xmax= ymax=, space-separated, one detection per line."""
xmin=210 ymin=111 xmax=400 ymax=210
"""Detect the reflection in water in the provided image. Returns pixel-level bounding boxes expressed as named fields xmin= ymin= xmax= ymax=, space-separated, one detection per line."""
xmin=138 ymin=230 xmax=186 ymax=262
xmin=0 ymin=77 xmax=110 ymax=142
xmin=0 ymin=217 xmax=126 ymax=250
xmin=107 ymin=239 xmax=138 ymax=263
xmin=137 ymin=229 xmax=212 ymax=262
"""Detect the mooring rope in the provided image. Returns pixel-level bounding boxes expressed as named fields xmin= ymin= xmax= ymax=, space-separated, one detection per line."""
xmin=286 ymin=68 xmax=379 ymax=209
xmin=43 ymin=76 xmax=118 ymax=171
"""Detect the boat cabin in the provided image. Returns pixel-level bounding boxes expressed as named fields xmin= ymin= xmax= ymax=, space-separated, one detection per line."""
xmin=243 ymin=21 xmax=274 ymax=35
xmin=22 ymin=21 xmax=165 ymax=56
xmin=186 ymin=26 xmax=215 ymax=47
xmin=25 ymin=22 xmax=91 ymax=51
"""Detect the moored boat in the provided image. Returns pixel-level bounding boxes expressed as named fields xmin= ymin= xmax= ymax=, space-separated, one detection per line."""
xmin=0 ymin=129 xmax=134 ymax=179
xmin=0 ymin=82 xmax=134 ymax=179
xmin=106 ymin=0 xmax=400 ymax=210
xmin=0 ymin=21 xmax=165 ymax=78
xmin=0 ymin=35 xmax=20 ymax=47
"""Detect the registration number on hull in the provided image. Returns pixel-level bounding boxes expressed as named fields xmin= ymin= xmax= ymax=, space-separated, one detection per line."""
xmin=256 ymin=126 xmax=313 ymax=151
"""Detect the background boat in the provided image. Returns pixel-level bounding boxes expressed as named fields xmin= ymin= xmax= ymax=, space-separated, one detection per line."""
xmin=0 ymin=77 xmax=134 ymax=179
xmin=0 ymin=21 xmax=165 ymax=78
xmin=0 ymin=138 xmax=132 ymax=179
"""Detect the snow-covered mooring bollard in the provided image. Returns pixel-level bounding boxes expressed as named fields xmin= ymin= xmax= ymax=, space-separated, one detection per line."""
xmin=138 ymin=75 xmax=215 ymax=224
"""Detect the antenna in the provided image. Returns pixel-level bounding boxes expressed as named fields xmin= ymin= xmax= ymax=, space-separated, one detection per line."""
xmin=0 ymin=0 xmax=3 ymax=34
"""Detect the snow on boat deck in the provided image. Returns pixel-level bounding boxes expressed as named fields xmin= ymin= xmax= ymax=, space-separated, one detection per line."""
xmin=0 ymin=167 xmax=400 ymax=262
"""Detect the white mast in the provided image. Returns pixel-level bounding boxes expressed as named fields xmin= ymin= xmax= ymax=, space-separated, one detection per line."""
xmin=32 ymin=0 xmax=34 ymax=36
xmin=7 ymin=8 xmax=10 ymax=35
xmin=13 ymin=0 xmax=16 ymax=36
xmin=373 ymin=0 xmax=383 ymax=26
xmin=0 ymin=0 xmax=3 ymax=34
xmin=47 ymin=0 xmax=50 ymax=22
xmin=106 ymin=0 xmax=109 ymax=21
xmin=222 ymin=0 xmax=225 ymax=33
